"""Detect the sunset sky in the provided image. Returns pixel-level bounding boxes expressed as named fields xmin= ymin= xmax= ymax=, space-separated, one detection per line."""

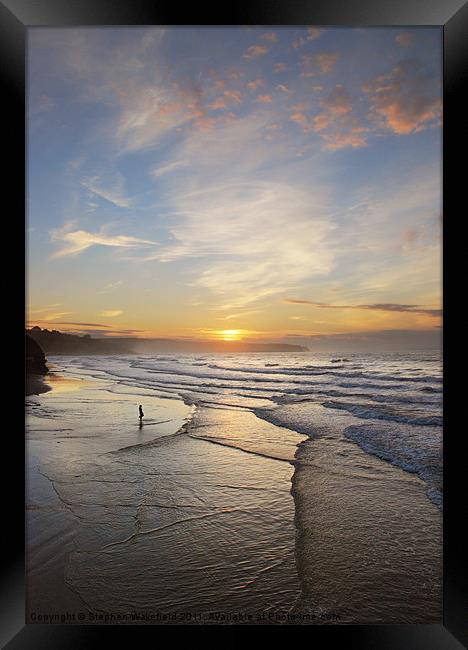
xmin=27 ymin=27 xmax=442 ymax=346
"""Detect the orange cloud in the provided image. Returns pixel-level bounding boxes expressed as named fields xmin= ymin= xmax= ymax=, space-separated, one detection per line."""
xmin=276 ymin=84 xmax=292 ymax=93
xmin=307 ymin=27 xmax=323 ymax=40
xmin=313 ymin=113 xmax=330 ymax=131
xmin=246 ymin=78 xmax=265 ymax=91
xmin=243 ymin=45 xmax=269 ymax=60
xmin=196 ymin=116 xmax=218 ymax=131
xmin=301 ymin=52 xmax=339 ymax=74
xmin=395 ymin=32 xmax=413 ymax=46
xmin=274 ymin=63 xmax=287 ymax=73
xmin=256 ymin=94 xmax=273 ymax=104
xmin=224 ymin=89 xmax=242 ymax=104
xmin=321 ymin=128 xmax=368 ymax=151
xmin=261 ymin=32 xmax=278 ymax=42
xmin=227 ymin=69 xmax=243 ymax=80
xmin=208 ymin=97 xmax=227 ymax=110
xmin=289 ymin=85 xmax=369 ymax=151
xmin=292 ymin=37 xmax=305 ymax=49
xmin=290 ymin=102 xmax=310 ymax=112
xmin=363 ymin=60 xmax=442 ymax=135
xmin=290 ymin=112 xmax=314 ymax=132
xmin=320 ymin=85 xmax=353 ymax=115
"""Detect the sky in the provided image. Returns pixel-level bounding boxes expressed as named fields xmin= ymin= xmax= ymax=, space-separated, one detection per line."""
xmin=27 ymin=26 xmax=442 ymax=348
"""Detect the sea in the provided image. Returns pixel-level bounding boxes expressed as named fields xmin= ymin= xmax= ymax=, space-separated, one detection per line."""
xmin=26 ymin=350 xmax=442 ymax=624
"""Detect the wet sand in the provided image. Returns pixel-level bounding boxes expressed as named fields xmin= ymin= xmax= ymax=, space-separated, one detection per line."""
xmin=26 ymin=374 xmax=300 ymax=624
xmin=26 ymin=369 xmax=441 ymax=624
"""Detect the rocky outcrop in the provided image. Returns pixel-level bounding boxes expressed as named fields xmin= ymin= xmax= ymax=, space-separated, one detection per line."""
xmin=25 ymin=333 xmax=48 ymax=375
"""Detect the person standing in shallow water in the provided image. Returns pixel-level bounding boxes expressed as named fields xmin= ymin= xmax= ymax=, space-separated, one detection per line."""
xmin=139 ymin=404 xmax=144 ymax=421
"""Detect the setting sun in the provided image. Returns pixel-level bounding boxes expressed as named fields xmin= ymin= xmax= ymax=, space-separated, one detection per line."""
xmin=218 ymin=329 xmax=243 ymax=341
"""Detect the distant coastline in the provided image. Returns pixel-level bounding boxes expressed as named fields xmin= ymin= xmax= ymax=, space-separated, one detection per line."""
xmin=26 ymin=327 xmax=309 ymax=355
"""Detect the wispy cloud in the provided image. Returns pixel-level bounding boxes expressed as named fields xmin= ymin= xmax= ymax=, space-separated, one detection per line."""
xmin=150 ymin=160 xmax=189 ymax=178
xmin=284 ymin=298 xmax=441 ymax=317
xmin=98 ymin=281 xmax=123 ymax=293
xmin=100 ymin=310 xmax=123 ymax=317
xmin=50 ymin=223 xmax=156 ymax=259
xmin=81 ymin=172 xmax=131 ymax=208
xmin=29 ymin=311 xmax=73 ymax=321
xmin=276 ymin=84 xmax=292 ymax=94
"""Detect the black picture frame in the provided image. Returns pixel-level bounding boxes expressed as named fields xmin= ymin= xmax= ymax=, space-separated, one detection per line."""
xmin=3 ymin=0 xmax=466 ymax=646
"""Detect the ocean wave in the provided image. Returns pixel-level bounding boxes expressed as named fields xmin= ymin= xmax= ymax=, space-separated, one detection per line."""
xmin=343 ymin=423 xmax=442 ymax=508
xmin=322 ymin=400 xmax=442 ymax=426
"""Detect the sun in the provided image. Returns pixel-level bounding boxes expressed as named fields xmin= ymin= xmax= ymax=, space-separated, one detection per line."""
xmin=218 ymin=329 xmax=242 ymax=342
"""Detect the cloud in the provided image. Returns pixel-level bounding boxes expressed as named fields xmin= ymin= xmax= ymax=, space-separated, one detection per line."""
xmin=227 ymin=69 xmax=243 ymax=80
xmin=307 ymin=27 xmax=323 ymax=40
xmin=224 ymin=89 xmax=242 ymax=104
xmin=116 ymin=86 xmax=189 ymax=152
xmin=151 ymin=160 xmax=189 ymax=178
xmin=81 ymin=172 xmax=131 ymax=208
xmin=284 ymin=298 xmax=441 ymax=317
xmin=243 ymin=45 xmax=269 ymax=60
xmin=138 ymin=112 xmax=337 ymax=309
xmin=289 ymin=85 xmax=369 ymax=151
xmin=208 ymin=97 xmax=228 ymax=110
xmin=100 ymin=310 xmax=123 ymax=317
xmin=321 ymin=131 xmax=368 ymax=151
xmin=147 ymin=181 xmax=335 ymax=309
xmin=37 ymin=321 xmax=112 ymax=327
xmin=37 ymin=94 xmax=55 ymax=112
xmin=363 ymin=59 xmax=441 ymax=135
xmin=276 ymin=84 xmax=292 ymax=93
xmin=256 ymin=95 xmax=273 ymax=104
xmin=283 ymin=329 xmax=442 ymax=351
xmin=50 ymin=223 xmax=155 ymax=258
xmin=261 ymin=32 xmax=278 ymax=42
xmin=39 ymin=29 xmax=196 ymax=154
xmin=274 ymin=63 xmax=287 ymax=73
xmin=292 ymin=37 xmax=305 ymax=49
xmin=98 ymin=281 xmax=123 ymax=293
xmin=395 ymin=32 xmax=413 ymax=46
xmin=31 ymin=312 xmax=73 ymax=321
xmin=246 ymin=78 xmax=265 ymax=91
xmin=301 ymin=52 xmax=339 ymax=74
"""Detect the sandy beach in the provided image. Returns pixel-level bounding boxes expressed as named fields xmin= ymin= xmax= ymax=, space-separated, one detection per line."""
xmin=25 ymin=356 xmax=442 ymax=624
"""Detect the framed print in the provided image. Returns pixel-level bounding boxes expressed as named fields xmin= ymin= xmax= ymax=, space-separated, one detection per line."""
xmin=1 ymin=0 xmax=466 ymax=647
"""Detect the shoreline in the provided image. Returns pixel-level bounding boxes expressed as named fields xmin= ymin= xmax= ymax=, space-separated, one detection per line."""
xmin=26 ymin=378 xmax=299 ymax=622
xmin=26 ymin=356 xmax=442 ymax=624
xmin=291 ymin=433 xmax=442 ymax=623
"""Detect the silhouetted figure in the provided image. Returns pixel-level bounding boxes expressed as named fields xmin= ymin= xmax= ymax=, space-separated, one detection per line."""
xmin=139 ymin=404 xmax=144 ymax=422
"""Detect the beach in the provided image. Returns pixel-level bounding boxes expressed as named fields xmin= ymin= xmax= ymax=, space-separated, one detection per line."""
xmin=26 ymin=352 xmax=442 ymax=624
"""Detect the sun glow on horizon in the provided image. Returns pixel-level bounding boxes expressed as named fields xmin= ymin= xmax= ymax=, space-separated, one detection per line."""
xmin=217 ymin=329 xmax=243 ymax=341
xmin=27 ymin=27 xmax=442 ymax=350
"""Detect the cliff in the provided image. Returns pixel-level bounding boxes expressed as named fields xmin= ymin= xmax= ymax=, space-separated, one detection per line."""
xmin=25 ymin=333 xmax=48 ymax=375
